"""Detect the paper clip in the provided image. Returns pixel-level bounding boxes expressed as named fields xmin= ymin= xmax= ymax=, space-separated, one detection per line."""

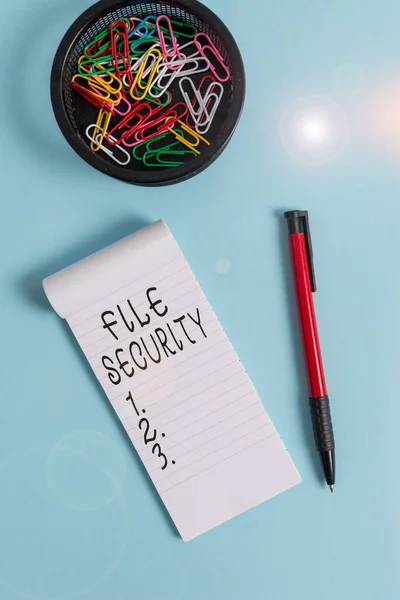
xmin=135 ymin=102 xmax=188 ymax=141
xmin=130 ymin=48 xmax=162 ymax=101
xmin=121 ymin=45 xmax=160 ymax=89
xmin=148 ymin=62 xmax=184 ymax=98
xmin=86 ymin=124 xmax=131 ymax=165
xmin=146 ymin=131 xmax=182 ymax=154
xmin=113 ymin=94 xmax=132 ymax=116
xmin=127 ymin=16 xmax=145 ymax=29
xmin=196 ymin=92 xmax=220 ymax=134
xmin=166 ymin=118 xmax=209 ymax=154
xmin=84 ymin=30 xmax=110 ymax=59
xmin=174 ymin=56 xmax=210 ymax=78
xmin=143 ymin=148 xmax=196 ymax=167
xmin=84 ymin=18 xmax=133 ymax=60
xmin=156 ymin=16 xmax=181 ymax=69
xmin=195 ymin=77 xmax=224 ymax=133
xmin=107 ymin=102 xmax=153 ymax=145
xmin=71 ymin=73 xmax=119 ymax=106
xmin=164 ymin=19 xmax=198 ymax=39
xmin=194 ymin=33 xmax=230 ymax=82
xmin=120 ymin=104 xmax=157 ymax=146
xmin=90 ymin=63 xmax=123 ymax=90
xmin=86 ymin=74 xmax=123 ymax=105
xmin=90 ymin=109 xmax=112 ymax=151
xmin=180 ymin=75 xmax=223 ymax=133
xmin=70 ymin=80 xmax=114 ymax=112
xmin=77 ymin=55 xmax=96 ymax=75
xmin=179 ymin=77 xmax=207 ymax=119
xmin=110 ymin=19 xmax=133 ymax=86
xmin=132 ymin=131 xmax=181 ymax=161
xmin=147 ymin=88 xmax=172 ymax=107
xmin=146 ymin=53 xmax=208 ymax=99
xmin=130 ymin=35 xmax=160 ymax=56
xmin=128 ymin=15 xmax=156 ymax=40
xmin=176 ymin=39 xmax=200 ymax=59
xmin=74 ymin=64 xmax=123 ymax=99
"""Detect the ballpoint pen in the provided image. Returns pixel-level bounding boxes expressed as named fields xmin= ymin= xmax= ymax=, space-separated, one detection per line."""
xmin=284 ymin=210 xmax=335 ymax=492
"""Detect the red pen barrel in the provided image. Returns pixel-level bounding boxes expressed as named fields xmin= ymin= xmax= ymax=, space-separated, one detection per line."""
xmin=288 ymin=233 xmax=327 ymax=398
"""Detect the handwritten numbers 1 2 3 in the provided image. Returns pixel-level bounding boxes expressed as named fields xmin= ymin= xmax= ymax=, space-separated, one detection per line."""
xmin=126 ymin=392 xmax=175 ymax=470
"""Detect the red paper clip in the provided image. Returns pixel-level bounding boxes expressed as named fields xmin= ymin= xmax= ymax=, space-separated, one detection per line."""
xmin=106 ymin=102 xmax=151 ymax=145
xmin=120 ymin=103 xmax=158 ymax=146
xmin=135 ymin=102 xmax=188 ymax=142
xmin=70 ymin=80 xmax=114 ymax=112
xmin=110 ymin=19 xmax=133 ymax=88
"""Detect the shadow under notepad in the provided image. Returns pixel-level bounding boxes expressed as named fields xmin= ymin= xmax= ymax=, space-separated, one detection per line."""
xmin=20 ymin=216 xmax=150 ymax=309
xmin=20 ymin=216 xmax=180 ymax=538
xmin=275 ymin=209 xmax=325 ymax=487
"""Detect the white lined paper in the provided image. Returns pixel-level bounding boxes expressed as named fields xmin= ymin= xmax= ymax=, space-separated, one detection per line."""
xmin=43 ymin=220 xmax=301 ymax=541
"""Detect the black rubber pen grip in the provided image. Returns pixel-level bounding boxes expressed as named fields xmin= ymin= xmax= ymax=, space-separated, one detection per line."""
xmin=309 ymin=396 xmax=335 ymax=452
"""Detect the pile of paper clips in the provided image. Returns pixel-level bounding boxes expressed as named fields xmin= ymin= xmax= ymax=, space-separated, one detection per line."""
xmin=71 ymin=14 xmax=230 ymax=168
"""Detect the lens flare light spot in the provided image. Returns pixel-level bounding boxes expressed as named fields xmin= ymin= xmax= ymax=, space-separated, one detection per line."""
xmin=279 ymin=95 xmax=349 ymax=165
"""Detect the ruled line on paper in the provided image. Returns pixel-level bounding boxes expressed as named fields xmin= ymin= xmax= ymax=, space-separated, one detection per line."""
xmin=114 ymin=349 xmax=241 ymax=416
xmin=112 ymin=346 xmax=236 ymax=420
xmin=114 ymin=368 xmax=249 ymax=432
xmin=111 ymin=335 xmax=229 ymax=409
xmin=142 ymin=407 xmax=268 ymax=464
xmin=137 ymin=359 xmax=247 ymax=423
xmin=106 ymin=329 xmax=229 ymax=407
xmin=103 ymin=353 xmax=242 ymax=426
xmin=77 ymin=265 xmax=195 ymax=345
xmin=142 ymin=405 xmax=269 ymax=468
xmin=148 ymin=419 xmax=273 ymax=477
xmin=128 ymin=389 xmax=257 ymax=447
xmin=153 ymin=423 xmax=276 ymax=486
xmin=159 ymin=432 xmax=279 ymax=495
xmin=123 ymin=359 xmax=244 ymax=420
xmin=69 ymin=254 xmax=184 ymax=326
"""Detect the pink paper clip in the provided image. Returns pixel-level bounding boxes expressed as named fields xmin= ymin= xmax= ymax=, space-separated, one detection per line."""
xmin=156 ymin=15 xmax=181 ymax=70
xmin=113 ymin=95 xmax=132 ymax=116
xmin=194 ymin=33 xmax=230 ymax=82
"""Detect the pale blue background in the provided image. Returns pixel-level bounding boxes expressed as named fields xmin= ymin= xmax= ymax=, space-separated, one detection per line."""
xmin=0 ymin=0 xmax=399 ymax=599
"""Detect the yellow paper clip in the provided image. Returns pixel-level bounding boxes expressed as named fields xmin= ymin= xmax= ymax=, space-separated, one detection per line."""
xmin=130 ymin=48 xmax=162 ymax=101
xmin=90 ymin=108 xmax=112 ymax=152
xmin=77 ymin=55 xmax=92 ymax=75
xmin=72 ymin=73 xmax=118 ymax=106
xmin=92 ymin=63 xmax=123 ymax=93
xmin=166 ymin=119 xmax=210 ymax=155
xmin=88 ymin=76 xmax=122 ymax=105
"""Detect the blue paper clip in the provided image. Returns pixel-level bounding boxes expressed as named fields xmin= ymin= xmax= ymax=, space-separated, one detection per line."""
xmin=128 ymin=15 xmax=157 ymax=41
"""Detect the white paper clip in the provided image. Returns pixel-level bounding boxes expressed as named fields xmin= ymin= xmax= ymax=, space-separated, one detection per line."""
xmin=179 ymin=77 xmax=224 ymax=134
xmin=85 ymin=124 xmax=131 ymax=166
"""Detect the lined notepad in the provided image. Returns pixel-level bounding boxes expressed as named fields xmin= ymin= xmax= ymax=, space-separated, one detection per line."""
xmin=43 ymin=220 xmax=300 ymax=541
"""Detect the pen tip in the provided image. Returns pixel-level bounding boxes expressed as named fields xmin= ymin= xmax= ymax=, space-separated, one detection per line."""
xmin=329 ymin=485 xmax=334 ymax=493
